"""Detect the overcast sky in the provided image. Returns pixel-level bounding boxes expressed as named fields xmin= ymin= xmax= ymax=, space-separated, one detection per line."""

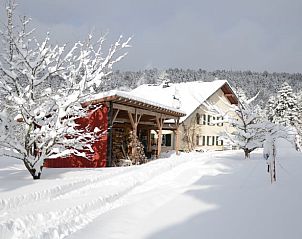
xmin=2 ymin=0 xmax=302 ymax=73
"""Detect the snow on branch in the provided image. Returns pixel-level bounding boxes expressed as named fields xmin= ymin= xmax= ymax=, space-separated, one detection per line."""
xmin=0 ymin=1 xmax=131 ymax=179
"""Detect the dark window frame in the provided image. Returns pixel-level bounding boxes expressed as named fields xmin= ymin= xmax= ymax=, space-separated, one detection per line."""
xmin=207 ymin=136 xmax=215 ymax=146
xmin=216 ymin=136 xmax=223 ymax=146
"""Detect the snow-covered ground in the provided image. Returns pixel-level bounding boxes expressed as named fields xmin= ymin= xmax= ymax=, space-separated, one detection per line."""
xmin=0 ymin=140 xmax=302 ymax=239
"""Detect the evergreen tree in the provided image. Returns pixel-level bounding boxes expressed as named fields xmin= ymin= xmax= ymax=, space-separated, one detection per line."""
xmin=272 ymin=82 xmax=299 ymax=127
xmin=108 ymin=69 xmax=302 ymax=108
xmin=295 ymin=92 xmax=302 ymax=149
xmin=266 ymin=82 xmax=301 ymax=150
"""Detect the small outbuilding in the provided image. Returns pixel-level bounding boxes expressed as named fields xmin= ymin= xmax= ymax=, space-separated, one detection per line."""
xmin=44 ymin=91 xmax=185 ymax=168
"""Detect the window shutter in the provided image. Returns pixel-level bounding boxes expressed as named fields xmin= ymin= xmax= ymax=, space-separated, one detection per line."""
xmin=216 ymin=136 xmax=223 ymax=146
xmin=202 ymin=114 xmax=206 ymax=125
xmin=196 ymin=113 xmax=200 ymax=124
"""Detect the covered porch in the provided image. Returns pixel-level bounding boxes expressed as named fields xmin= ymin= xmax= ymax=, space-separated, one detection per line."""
xmin=86 ymin=91 xmax=185 ymax=166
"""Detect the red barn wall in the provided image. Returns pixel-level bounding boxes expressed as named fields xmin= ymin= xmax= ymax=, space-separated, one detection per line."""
xmin=44 ymin=104 xmax=108 ymax=168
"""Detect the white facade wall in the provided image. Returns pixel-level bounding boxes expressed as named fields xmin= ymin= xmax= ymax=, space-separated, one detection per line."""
xmin=179 ymin=88 xmax=236 ymax=151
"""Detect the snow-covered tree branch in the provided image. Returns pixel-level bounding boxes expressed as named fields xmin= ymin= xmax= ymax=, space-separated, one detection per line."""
xmin=220 ymin=92 xmax=267 ymax=158
xmin=0 ymin=1 xmax=131 ymax=179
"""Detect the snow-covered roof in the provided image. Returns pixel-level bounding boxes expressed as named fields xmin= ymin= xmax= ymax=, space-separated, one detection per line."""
xmin=84 ymin=90 xmax=186 ymax=117
xmin=130 ymin=80 xmax=237 ymax=122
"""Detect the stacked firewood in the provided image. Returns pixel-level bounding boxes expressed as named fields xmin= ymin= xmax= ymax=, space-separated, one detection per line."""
xmin=127 ymin=131 xmax=147 ymax=165
xmin=111 ymin=128 xmax=147 ymax=166
xmin=111 ymin=128 xmax=132 ymax=167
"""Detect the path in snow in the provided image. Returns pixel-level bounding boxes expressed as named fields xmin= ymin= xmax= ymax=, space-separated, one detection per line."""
xmin=70 ymin=148 xmax=302 ymax=239
xmin=1 ymin=145 xmax=302 ymax=239
xmin=69 ymin=151 xmax=242 ymax=239
xmin=0 ymin=152 xmax=225 ymax=239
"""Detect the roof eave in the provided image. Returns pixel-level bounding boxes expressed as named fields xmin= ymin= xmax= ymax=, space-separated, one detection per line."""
xmin=83 ymin=94 xmax=186 ymax=117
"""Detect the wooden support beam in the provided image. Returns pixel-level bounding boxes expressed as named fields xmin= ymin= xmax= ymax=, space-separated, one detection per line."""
xmin=112 ymin=109 xmax=120 ymax=124
xmin=162 ymin=123 xmax=178 ymax=130
xmin=155 ymin=117 xmax=161 ymax=129
xmin=128 ymin=109 xmax=143 ymax=164
xmin=157 ymin=130 xmax=162 ymax=158
xmin=113 ymin=103 xmax=179 ymax=121
xmin=128 ymin=110 xmax=143 ymax=130
xmin=113 ymin=103 xmax=135 ymax=114
xmin=135 ymin=110 xmax=143 ymax=126
xmin=137 ymin=108 xmax=178 ymax=121
xmin=128 ymin=111 xmax=135 ymax=128
xmin=156 ymin=115 xmax=165 ymax=158
xmin=114 ymin=118 xmax=156 ymax=126
xmin=137 ymin=108 xmax=160 ymax=118
xmin=174 ymin=118 xmax=180 ymax=155
xmin=147 ymin=129 xmax=152 ymax=153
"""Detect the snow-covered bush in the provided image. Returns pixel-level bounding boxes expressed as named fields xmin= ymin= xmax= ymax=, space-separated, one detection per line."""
xmin=0 ymin=1 xmax=131 ymax=179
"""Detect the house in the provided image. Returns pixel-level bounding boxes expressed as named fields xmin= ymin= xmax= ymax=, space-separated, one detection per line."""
xmin=130 ymin=80 xmax=239 ymax=152
xmin=44 ymin=80 xmax=238 ymax=168
xmin=44 ymin=91 xmax=185 ymax=168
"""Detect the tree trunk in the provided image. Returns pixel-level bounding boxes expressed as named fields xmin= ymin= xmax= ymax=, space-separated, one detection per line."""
xmin=23 ymin=159 xmax=42 ymax=180
xmin=244 ymin=148 xmax=250 ymax=159
xmin=32 ymin=173 xmax=41 ymax=180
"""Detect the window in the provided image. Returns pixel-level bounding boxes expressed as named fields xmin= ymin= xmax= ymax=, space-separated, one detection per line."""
xmin=196 ymin=135 xmax=206 ymax=146
xmin=194 ymin=135 xmax=225 ymax=146
xmin=166 ymin=134 xmax=172 ymax=146
xmin=202 ymin=114 xmax=207 ymax=125
xmin=216 ymin=136 xmax=223 ymax=146
xmin=216 ymin=117 xmax=224 ymax=126
xmin=196 ymin=113 xmax=207 ymax=125
xmin=207 ymin=136 xmax=215 ymax=146
xmin=211 ymin=116 xmax=216 ymax=126
xmin=197 ymin=136 xmax=223 ymax=147
xmin=162 ymin=134 xmax=172 ymax=147
xmin=207 ymin=115 xmax=211 ymax=125
xmin=196 ymin=135 xmax=205 ymax=146
xmin=207 ymin=115 xmax=215 ymax=126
